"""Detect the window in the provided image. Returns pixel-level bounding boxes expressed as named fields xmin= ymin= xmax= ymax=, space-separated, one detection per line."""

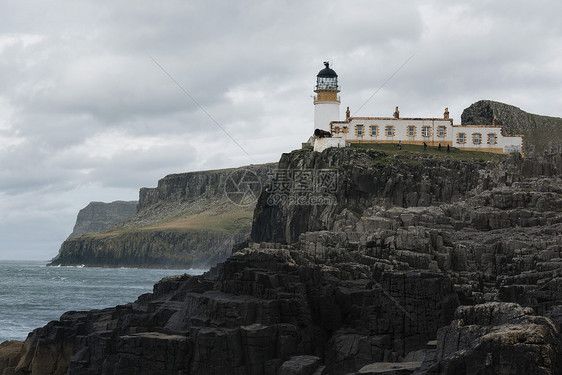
xmin=356 ymin=124 xmax=364 ymax=136
xmin=422 ymin=126 xmax=431 ymax=137
xmin=488 ymin=133 xmax=497 ymax=144
xmin=316 ymin=76 xmax=338 ymax=90
xmin=408 ymin=126 xmax=415 ymax=137
xmin=369 ymin=125 xmax=378 ymax=137
xmin=438 ymin=126 xmax=447 ymax=137
xmin=385 ymin=125 xmax=394 ymax=137
xmin=473 ymin=133 xmax=482 ymax=144
xmin=457 ymin=133 xmax=466 ymax=144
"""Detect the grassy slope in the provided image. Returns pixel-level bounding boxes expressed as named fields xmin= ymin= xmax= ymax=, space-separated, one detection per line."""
xmin=83 ymin=200 xmax=254 ymax=239
xmin=349 ymin=142 xmax=504 ymax=162
xmin=143 ymin=206 xmax=253 ymax=233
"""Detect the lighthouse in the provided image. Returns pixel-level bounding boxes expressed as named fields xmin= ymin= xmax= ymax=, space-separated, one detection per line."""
xmin=309 ymin=62 xmax=523 ymax=154
xmin=313 ymin=62 xmax=340 ymax=132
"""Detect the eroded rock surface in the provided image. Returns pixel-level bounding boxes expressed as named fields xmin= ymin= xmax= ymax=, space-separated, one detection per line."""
xmin=416 ymin=302 xmax=561 ymax=375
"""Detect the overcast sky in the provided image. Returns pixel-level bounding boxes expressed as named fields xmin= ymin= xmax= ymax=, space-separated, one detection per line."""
xmin=1 ymin=0 xmax=561 ymax=260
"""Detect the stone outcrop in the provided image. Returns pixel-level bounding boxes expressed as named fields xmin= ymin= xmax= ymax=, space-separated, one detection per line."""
xmin=4 ymin=147 xmax=562 ymax=374
xmin=416 ymin=302 xmax=562 ymax=374
xmin=251 ymin=148 xmax=561 ymax=246
xmin=67 ymin=200 xmax=137 ymax=239
xmin=0 ymin=341 xmax=23 ymax=371
xmin=461 ymin=100 xmax=562 ymax=153
xmin=251 ymin=148 xmax=482 ymax=245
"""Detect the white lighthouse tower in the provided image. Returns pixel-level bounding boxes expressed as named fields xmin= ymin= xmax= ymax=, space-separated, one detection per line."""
xmin=313 ymin=62 xmax=340 ymax=132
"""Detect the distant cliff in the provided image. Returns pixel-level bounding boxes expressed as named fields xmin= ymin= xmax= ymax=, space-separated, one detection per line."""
xmin=56 ymin=230 xmax=240 ymax=268
xmin=67 ymin=201 xmax=137 ymax=239
xmin=462 ymin=100 xmax=562 ymax=153
xmin=50 ymin=164 xmax=274 ymax=268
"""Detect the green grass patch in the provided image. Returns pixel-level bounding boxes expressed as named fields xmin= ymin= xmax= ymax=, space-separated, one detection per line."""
xmin=82 ymin=202 xmax=253 ymax=239
xmin=142 ymin=206 xmax=253 ymax=234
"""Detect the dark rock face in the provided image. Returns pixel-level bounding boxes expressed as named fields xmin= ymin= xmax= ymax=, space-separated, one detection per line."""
xmin=134 ymin=164 xmax=275 ymax=221
xmin=67 ymin=201 xmax=137 ymax=239
xmin=461 ymin=100 xmax=562 ymax=153
xmin=0 ymin=341 xmax=23 ymax=370
xmin=137 ymin=170 xmax=228 ymax=211
xmin=251 ymin=148 xmax=487 ymax=245
xmin=3 ymin=148 xmax=562 ymax=374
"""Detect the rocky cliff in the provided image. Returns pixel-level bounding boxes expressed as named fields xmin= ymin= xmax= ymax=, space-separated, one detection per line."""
xmin=50 ymin=164 xmax=274 ymax=268
xmin=462 ymin=100 xmax=562 ymax=154
xmin=67 ymin=201 xmax=138 ymax=239
xmin=5 ymin=147 xmax=562 ymax=374
xmin=251 ymin=147 xmax=492 ymax=245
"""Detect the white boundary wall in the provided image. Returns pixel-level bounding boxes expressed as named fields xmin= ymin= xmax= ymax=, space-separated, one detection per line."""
xmin=313 ymin=137 xmax=347 ymax=152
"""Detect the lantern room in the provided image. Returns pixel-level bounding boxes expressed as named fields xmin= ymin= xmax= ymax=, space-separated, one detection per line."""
xmin=316 ymin=61 xmax=339 ymax=90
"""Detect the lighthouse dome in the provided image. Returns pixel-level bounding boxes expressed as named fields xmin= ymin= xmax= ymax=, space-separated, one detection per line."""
xmin=317 ymin=62 xmax=338 ymax=78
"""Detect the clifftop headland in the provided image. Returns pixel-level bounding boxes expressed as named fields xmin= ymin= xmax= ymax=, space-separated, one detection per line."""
xmin=6 ymin=145 xmax=562 ymax=374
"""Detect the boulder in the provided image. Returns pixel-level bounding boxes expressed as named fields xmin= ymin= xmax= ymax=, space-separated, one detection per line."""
xmin=416 ymin=302 xmax=562 ymax=375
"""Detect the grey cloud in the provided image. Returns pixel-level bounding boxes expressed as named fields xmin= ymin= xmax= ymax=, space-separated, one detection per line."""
xmin=0 ymin=0 xmax=561 ymax=259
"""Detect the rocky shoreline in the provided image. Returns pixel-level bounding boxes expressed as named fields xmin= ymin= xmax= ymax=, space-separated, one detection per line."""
xmin=1 ymin=148 xmax=561 ymax=374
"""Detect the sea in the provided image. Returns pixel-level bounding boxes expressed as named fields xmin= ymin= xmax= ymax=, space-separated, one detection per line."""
xmin=0 ymin=260 xmax=205 ymax=343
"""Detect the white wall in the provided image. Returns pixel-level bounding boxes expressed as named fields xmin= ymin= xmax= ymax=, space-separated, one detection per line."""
xmin=337 ymin=118 xmax=451 ymax=144
xmin=314 ymin=102 xmax=340 ymax=132
xmin=313 ymin=137 xmax=347 ymax=152
xmin=333 ymin=118 xmax=523 ymax=153
xmin=450 ymin=126 xmax=522 ymax=153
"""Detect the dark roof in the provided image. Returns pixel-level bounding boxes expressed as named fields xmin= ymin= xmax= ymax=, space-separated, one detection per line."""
xmin=317 ymin=62 xmax=337 ymax=78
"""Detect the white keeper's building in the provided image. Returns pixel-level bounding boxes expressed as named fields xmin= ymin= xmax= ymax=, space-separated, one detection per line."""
xmin=311 ymin=62 xmax=524 ymax=154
